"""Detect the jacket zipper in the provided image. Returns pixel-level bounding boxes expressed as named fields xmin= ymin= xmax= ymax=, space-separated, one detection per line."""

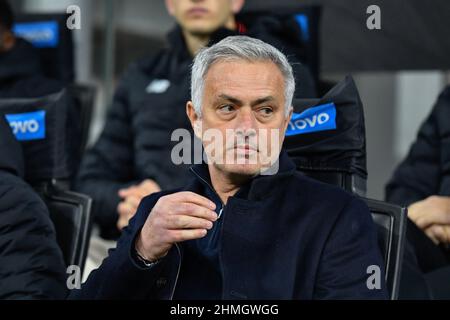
xmin=189 ymin=167 xmax=225 ymax=215
xmin=170 ymin=168 xmax=217 ymax=300
xmin=169 ymin=243 xmax=182 ymax=300
xmin=189 ymin=167 xmax=227 ymax=299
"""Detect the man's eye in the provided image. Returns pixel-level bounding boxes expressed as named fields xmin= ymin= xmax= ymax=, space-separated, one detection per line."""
xmin=219 ymin=105 xmax=235 ymax=113
xmin=258 ymin=107 xmax=273 ymax=116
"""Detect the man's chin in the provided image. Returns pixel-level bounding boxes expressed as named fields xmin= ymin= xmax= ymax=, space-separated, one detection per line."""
xmin=217 ymin=163 xmax=262 ymax=177
xmin=185 ymin=23 xmax=221 ymax=37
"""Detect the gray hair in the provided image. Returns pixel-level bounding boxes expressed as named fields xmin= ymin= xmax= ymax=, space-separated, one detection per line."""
xmin=191 ymin=35 xmax=295 ymax=117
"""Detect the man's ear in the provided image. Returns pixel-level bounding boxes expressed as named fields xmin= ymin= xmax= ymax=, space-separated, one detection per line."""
xmin=186 ymin=101 xmax=201 ymax=138
xmin=164 ymin=0 xmax=175 ymax=16
xmin=231 ymin=0 xmax=245 ymax=14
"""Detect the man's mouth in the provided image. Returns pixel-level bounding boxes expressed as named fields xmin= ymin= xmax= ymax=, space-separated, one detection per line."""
xmin=234 ymin=145 xmax=258 ymax=154
xmin=187 ymin=7 xmax=209 ymax=17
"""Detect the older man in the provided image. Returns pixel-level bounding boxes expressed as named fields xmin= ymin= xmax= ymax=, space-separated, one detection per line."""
xmin=70 ymin=36 xmax=386 ymax=300
xmin=76 ymin=0 xmax=317 ymax=239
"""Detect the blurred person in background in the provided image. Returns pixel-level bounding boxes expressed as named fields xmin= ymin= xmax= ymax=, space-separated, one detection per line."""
xmin=0 ymin=116 xmax=67 ymax=299
xmin=0 ymin=0 xmax=69 ymax=299
xmin=76 ymin=0 xmax=317 ymax=240
xmin=386 ymin=86 xmax=450 ymax=298
xmin=0 ymin=0 xmax=61 ymax=98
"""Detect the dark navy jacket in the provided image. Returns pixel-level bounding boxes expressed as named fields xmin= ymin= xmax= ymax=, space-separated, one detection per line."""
xmin=70 ymin=151 xmax=387 ymax=300
xmin=0 ymin=116 xmax=67 ymax=299
xmin=386 ymin=86 xmax=450 ymax=207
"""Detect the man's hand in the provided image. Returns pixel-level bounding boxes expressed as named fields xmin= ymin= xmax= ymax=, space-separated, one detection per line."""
xmin=422 ymin=224 xmax=450 ymax=246
xmin=408 ymin=195 xmax=450 ymax=245
xmin=117 ymin=179 xmax=161 ymax=230
xmin=135 ymin=191 xmax=217 ymax=262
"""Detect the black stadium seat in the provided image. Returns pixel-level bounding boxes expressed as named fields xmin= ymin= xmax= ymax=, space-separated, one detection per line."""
xmin=283 ymin=76 xmax=407 ymax=299
xmin=285 ymin=76 xmax=368 ymax=197
xmin=13 ymin=13 xmax=75 ymax=84
xmin=0 ymin=91 xmax=93 ymax=275
xmin=43 ymin=184 xmax=92 ymax=272
xmin=12 ymin=14 xmax=97 ymax=157
xmin=68 ymin=84 xmax=96 ymax=156
xmin=363 ymin=198 xmax=407 ymax=300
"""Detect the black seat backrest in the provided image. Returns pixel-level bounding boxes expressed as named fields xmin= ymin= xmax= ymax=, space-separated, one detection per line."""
xmin=364 ymin=198 xmax=407 ymax=300
xmin=43 ymin=185 xmax=92 ymax=273
xmin=300 ymin=170 xmax=367 ymax=197
xmin=67 ymin=84 xmax=96 ymax=156
xmin=0 ymin=92 xmax=92 ymax=274
xmin=0 ymin=89 xmax=79 ymax=184
xmin=13 ymin=13 xmax=74 ymax=84
xmin=284 ymin=76 xmax=406 ymax=299
xmin=284 ymin=75 xmax=368 ymax=196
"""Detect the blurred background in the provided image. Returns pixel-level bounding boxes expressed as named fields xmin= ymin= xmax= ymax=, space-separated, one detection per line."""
xmin=9 ymin=0 xmax=450 ymax=200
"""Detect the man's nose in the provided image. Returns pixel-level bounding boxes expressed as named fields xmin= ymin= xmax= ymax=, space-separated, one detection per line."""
xmin=235 ymin=108 xmax=257 ymax=136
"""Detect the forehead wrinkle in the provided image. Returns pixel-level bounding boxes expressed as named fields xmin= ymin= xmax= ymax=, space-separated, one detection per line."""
xmin=203 ymin=60 xmax=285 ymax=105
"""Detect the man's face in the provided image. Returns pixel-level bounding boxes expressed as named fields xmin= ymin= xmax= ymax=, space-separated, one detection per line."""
xmin=165 ymin=0 xmax=243 ymax=36
xmin=0 ymin=27 xmax=15 ymax=53
xmin=187 ymin=60 xmax=292 ymax=177
xmin=0 ymin=28 xmax=5 ymax=52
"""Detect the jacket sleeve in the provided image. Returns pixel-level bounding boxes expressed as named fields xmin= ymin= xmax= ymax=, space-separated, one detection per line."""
xmin=68 ymin=194 xmax=167 ymax=300
xmin=385 ymin=103 xmax=441 ymax=207
xmin=0 ymin=173 xmax=67 ymax=300
xmin=75 ymin=64 xmax=142 ymax=237
xmin=314 ymin=197 xmax=389 ymax=299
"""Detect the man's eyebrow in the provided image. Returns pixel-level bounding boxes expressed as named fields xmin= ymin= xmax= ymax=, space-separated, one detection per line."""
xmin=216 ymin=94 xmax=277 ymax=107
xmin=252 ymin=96 xmax=276 ymax=107
xmin=216 ymin=94 xmax=242 ymax=105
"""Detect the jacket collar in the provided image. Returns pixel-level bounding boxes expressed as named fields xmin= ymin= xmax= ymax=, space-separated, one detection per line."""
xmin=188 ymin=149 xmax=296 ymax=202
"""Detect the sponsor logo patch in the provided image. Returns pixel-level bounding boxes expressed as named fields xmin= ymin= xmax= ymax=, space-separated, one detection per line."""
xmin=13 ymin=21 xmax=59 ymax=48
xmin=286 ymin=102 xmax=337 ymax=136
xmin=5 ymin=110 xmax=46 ymax=141
xmin=146 ymin=79 xmax=171 ymax=94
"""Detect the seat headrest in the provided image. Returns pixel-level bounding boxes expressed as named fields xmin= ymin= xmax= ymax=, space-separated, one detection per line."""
xmin=0 ymin=89 xmax=79 ymax=184
xmin=0 ymin=114 xmax=24 ymax=177
xmin=13 ymin=14 xmax=75 ymax=83
xmin=283 ymin=75 xmax=367 ymax=178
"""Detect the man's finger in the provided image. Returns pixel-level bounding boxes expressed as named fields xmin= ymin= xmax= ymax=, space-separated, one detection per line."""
xmin=118 ymin=186 xmax=138 ymax=198
xmin=140 ymin=179 xmax=161 ymax=193
xmin=415 ymin=211 xmax=450 ymax=229
xmin=424 ymin=227 xmax=440 ymax=245
xmin=172 ymin=191 xmax=216 ymax=210
xmin=408 ymin=201 xmax=426 ymax=222
xmin=118 ymin=201 xmax=136 ymax=217
xmin=125 ymin=196 xmax=141 ymax=209
xmin=175 ymin=202 xmax=218 ymax=221
xmin=117 ymin=215 xmax=129 ymax=230
xmin=444 ymin=225 xmax=450 ymax=245
xmin=167 ymin=229 xmax=208 ymax=243
xmin=165 ymin=214 xmax=214 ymax=230
xmin=427 ymin=225 xmax=450 ymax=245
xmin=120 ymin=183 xmax=160 ymax=199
